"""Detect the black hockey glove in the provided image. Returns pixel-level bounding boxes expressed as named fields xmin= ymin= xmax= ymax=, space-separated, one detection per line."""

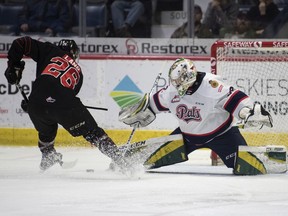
xmin=4 ymin=61 xmax=25 ymax=85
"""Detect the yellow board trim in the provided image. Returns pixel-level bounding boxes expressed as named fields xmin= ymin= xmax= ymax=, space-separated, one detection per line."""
xmin=241 ymin=132 xmax=288 ymax=146
xmin=0 ymin=128 xmax=171 ymax=146
xmin=1 ymin=128 xmax=288 ymax=148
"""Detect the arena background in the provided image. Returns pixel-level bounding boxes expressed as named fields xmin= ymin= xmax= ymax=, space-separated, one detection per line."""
xmin=0 ymin=35 xmax=216 ymax=146
xmin=0 ymin=36 xmax=287 ymax=147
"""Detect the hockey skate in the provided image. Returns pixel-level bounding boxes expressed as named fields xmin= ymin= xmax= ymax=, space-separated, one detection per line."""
xmin=109 ymin=155 xmax=130 ymax=171
xmin=93 ymin=134 xmax=131 ymax=170
xmin=108 ymin=146 xmax=147 ymax=177
xmin=40 ymin=149 xmax=63 ymax=171
xmin=109 ymin=157 xmax=145 ymax=177
xmin=100 ymin=140 xmax=139 ymax=175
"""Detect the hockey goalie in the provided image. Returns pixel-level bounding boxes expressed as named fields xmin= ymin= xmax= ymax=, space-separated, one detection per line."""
xmin=118 ymin=58 xmax=287 ymax=175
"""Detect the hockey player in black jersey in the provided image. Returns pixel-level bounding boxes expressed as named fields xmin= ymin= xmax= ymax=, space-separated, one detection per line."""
xmin=4 ymin=36 xmax=126 ymax=171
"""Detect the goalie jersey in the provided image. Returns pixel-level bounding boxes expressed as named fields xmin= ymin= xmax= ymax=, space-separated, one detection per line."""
xmin=149 ymin=72 xmax=253 ymax=144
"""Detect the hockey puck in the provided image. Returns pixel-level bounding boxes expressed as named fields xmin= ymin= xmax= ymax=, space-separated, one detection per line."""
xmin=86 ymin=169 xmax=94 ymax=173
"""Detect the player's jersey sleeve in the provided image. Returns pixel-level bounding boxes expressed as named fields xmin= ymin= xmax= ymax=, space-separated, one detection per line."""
xmin=149 ymin=86 xmax=171 ymax=114
xmin=8 ymin=36 xmax=47 ymax=64
xmin=214 ymin=78 xmax=253 ymax=120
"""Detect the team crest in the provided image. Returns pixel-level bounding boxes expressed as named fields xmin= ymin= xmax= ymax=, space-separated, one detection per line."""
xmin=209 ymin=80 xmax=219 ymax=88
xmin=176 ymin=105 xmax=202 ymax=123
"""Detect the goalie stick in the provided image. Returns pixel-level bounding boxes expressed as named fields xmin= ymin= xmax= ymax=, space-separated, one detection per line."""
xmin=122 ymin=71 xmax=163 ymax=158
xmin=119 ymin=120 xmax=265 ymax=156
xmin=123 ymin=61 xmax=167 ymax=148
xmin=118 ymin=134 xmax=183 ymax=152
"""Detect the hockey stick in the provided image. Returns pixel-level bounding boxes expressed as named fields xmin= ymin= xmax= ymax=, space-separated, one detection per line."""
xmin=124 ymin=71 xmax=163 ymax=147
xmin=126 ymin=123 xmax=138 ymax=145
xmin=16 ymin=83 xmax=107 ymax=111
xmin=121 ymin=121 xmax=262 ymax=156
xmin=124 ymin=60 xmax=167 ymax=143
xmin=123 ymin=122 xmax=262 ymax=153
xmin=16 ymin=83 xmax=29 ymax=103
xmin=119 ymin=134 xmax=183 ymax=152
xmin=84 ymin=105 xmax=108 ymax=111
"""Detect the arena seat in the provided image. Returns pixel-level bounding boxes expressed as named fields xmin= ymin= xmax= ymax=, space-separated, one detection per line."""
xmin=72 ymin=3 xmax=108 ymax=37
xmin=3 ymin=0 xmax=25 ymax=4
xmin=0 ymin=4 xmax=22 ymax=34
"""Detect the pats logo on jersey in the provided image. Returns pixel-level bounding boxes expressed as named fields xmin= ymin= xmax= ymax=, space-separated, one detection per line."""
xmin=176 ymin=105 xmax=202 ymax=123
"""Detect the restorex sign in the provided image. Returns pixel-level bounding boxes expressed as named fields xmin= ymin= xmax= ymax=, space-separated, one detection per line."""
xmin=0 ymin=36 xmax=214 ymax=56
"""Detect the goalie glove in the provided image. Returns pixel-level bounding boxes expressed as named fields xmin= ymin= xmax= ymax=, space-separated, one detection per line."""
xmin=4 ymin=61 xmax=25 ymax=85
xmin=239 ymin=103 xmax=273 ymax=129
xmin=119 ymin=93 xmax=156 ymax=127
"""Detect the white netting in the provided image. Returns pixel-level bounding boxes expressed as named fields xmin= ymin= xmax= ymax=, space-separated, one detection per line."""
xmin=211 ymin=41 xmax=288 ymax=146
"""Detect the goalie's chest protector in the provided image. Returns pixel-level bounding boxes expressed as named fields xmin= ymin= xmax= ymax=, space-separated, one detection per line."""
xmin=151 ymin=73 xmax=234 ymax=143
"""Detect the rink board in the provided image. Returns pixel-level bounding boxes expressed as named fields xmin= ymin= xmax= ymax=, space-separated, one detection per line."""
xmin=1 ymin=128 xmax=287 ymax=147
xmin=0 ymin=128 xmax=171 ymax=146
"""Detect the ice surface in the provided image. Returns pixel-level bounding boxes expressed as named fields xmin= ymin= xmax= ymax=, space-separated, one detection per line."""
xmin=0 ymin=146 xmax=288 ymax=216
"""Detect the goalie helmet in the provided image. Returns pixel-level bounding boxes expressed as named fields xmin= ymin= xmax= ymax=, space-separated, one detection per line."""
xmin=168 ymin=58 xmax=197 ymax=96
xmin=58 ymin=39 xmax=80 ymax=61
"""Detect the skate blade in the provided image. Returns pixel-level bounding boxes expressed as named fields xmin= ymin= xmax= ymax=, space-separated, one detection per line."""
xmin=60 ymin=159 xmax=78 ymax=169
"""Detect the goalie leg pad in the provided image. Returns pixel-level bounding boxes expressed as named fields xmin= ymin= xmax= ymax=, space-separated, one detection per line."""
xmin=233 ymin=146 xmax=287 ymax=175
xmin=144 ymin=138 xmax=188 ymax=169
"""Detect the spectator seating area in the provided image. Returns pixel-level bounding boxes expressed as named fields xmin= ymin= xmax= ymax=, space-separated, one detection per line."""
xmin=71 ymin=2 xmax=108 ymax=37
xmin=0 ymin=0 xmax=110 ymax=37
xmin=0 ymin=0 xmax=287 ymax=38
xmin=0 ymin=0 xmax=152 ymax=37
xmin=0 ymin=3 xmax=22 ymax=35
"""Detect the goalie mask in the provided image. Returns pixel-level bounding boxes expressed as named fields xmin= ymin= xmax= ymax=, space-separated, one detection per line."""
xmin=58 ymin=39 xmax=80 ymax=62
xmin=168 ymin=58 xmax=197 ymax=97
